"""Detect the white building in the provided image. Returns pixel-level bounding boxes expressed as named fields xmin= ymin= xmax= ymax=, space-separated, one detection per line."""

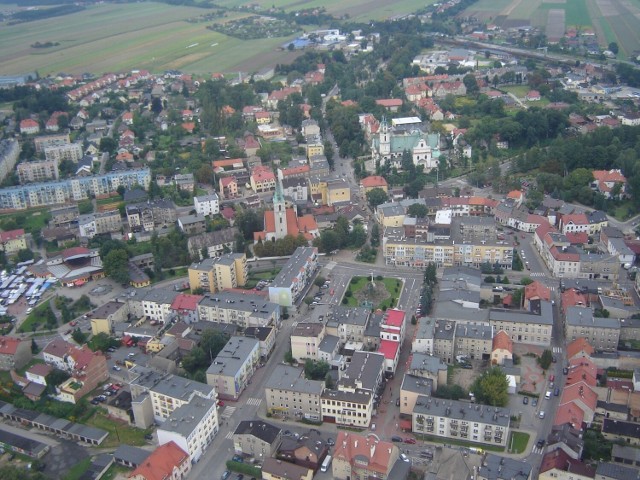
xmin=148 ymin=374 xmax=216 ymax=423
xmin=157 ymin=396 xmax=219 ymax=463
xmin=268 ymin=247 xmax=318 ymax=309
xmin=193 ymin=193 xmax=220 ymax=217
xmin=206 ymin=336 xmax=260 ymax=400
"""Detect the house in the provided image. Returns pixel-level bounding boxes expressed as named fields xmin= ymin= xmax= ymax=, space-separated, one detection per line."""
xmin=156 ymin=396 xmax=218 ymax=463
xmin=128 ymin=441 xmax=191 ymax=480
xmin=603 ymin=419 xmax=640 ymax=446
xmin=25 ymin=363 xmax=52 ymax=385
xmin=375 ymin=98 xmax=403 ymax=112
xmin=220 ymin=176 xmax=238 ymax=199
xmin=291 ymin=322 xmax=326 ymax=362
xmin=233 ymin=420 xmax=282 ymax=458
xmin=592 ymin=170 xmax=626 ymax=199
xmin=360 ymin=175 xmax=388 ymax=194
xmin=250 ymin=165 xmax=276 ymax=193
xmin=596 ymin=462 xmax=640 ymax=480
xmin=0 ymin=229 xmax=28 ymax=255
xmin=193 ymin=193 xmax=219 ymax=217
xmin=0 ymin=336 xmax=32 ymax=370
xmin=187 ymin=227 xmax=238 ymax=260
xmin=20 ymin=119 xmax=40 ymax=135
xmin=332 ymin=431 xmax=402 ymax=480
xmin=177 ymin=214 xmax=206 ymax=235
xmin=276 ymin=428 xmax=329 ymax=471
xmin=538 ymin=449 xmax=595 ymax=480
xmin=525 ymin=90 xmax=541 ymax=101
xmin=188 ymin=253 xmax=247 ymax=294
xmin=206 ymin=336 xmax=260 ymax=400
xmin=491 ymin=331 xmax=513 ymax=366
xmin=262 ymin=458 xmax=313 ymax=480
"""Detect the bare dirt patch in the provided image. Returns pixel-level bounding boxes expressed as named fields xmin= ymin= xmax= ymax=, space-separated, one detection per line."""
xmin=546 ymin=9 xmax=566 ymax=42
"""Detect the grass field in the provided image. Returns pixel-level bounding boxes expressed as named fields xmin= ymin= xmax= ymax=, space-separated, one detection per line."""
xmin=19 ymin=299 xmax=52 ymax=333
xmin=509 ymin=431 xmax=530 ymax=453
xmin=85 ymin=410 xmax=149 ymax=448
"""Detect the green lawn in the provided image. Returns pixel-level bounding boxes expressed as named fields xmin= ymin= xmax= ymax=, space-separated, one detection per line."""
xmin=245 ymin=268 xmax=280 ymax=288
xmin=510 ymin=431 xmax=530 ymax=454
xmin=63 ymin=457 xmax=92 ymax=480
xmin=501 ymin=85 xmax=531 ymax=98
xmin=613 ymin=201 xmax=635 ymax=221
xmin=416 ymin=432 xmax=505 ymax=452
xmin=19 ymin=299 xmax=52 ymax=333
xmin=0 ymin=207 xmax=51 ymax=235
xmin=343 ymin=276 xmax=402 ymax=309
xmin=84 ymin=411 xmax=149 ymax=448
xmin=100 ymin=464 xmax=132 ymax=480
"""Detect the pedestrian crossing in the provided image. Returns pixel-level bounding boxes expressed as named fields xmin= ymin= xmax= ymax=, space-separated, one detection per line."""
xmin=221 ymin=406 xmax=236 ymax=419
xmin=225 ymin=430 xmax=234 ymax=440
xmin=246 ymin=397 xmax=263 ymax=407
xmin=531 ymin=445 xmax=545 ymax=455
xmin=529 ymin=272 xmax=545 ymax=277
xmin=552 ymin=347 xmax=562 ymax=354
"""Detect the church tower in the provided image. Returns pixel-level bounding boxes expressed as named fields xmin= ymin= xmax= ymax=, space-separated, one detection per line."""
xmin=379 ymin=116 xmax=391 ymax=156
xmin=273 ymin=178 xmax=287 ymax=240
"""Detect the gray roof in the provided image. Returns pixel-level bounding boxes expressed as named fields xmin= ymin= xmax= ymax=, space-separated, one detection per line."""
xmin=455 ymin=323 xmax=493 ymax=340
xmin=409 ymin=352 xmax=447 ymax=374
xmin=339 ymin=351 xmax=384 ymax=391
xmin=113 ymin=444 xmax=151 ymax=467
xmin=478 ymin=454 xmax=532 ymax=480
xmin=610 ymin=237 xmax=635 ymax=256
xmin=321 ymin=388 xmax=371 ymax=404
xmin=364 ymin=312 xmax=382 ymax=338
xmin=547 ymin=423 xmax=583 ymax=453
xmin=178 ymin=213 xmax=206 ymax=225
xmin=244 ymin=326 xmax=274 ymax=342
xmin=199 ymin=291 xmax=279 ymax=321
xmin=434 ymin=320 xmax=456 ymax=340
xmin=187 ymin=228 xmax=239 ymax=252
xmin=326 ymin=305 xmax=370 ymax=327
xmin=596 ymin=462 xmax=640 ymax=480
xmin=140 ymin=287 xmax=180 ymax=305
xmin=319 ymin=334 xmax=340 ymax=354
xmin=612 ymin=444 xmax=640 ymax=463
xmin=91 ymin=300 xmax=125 ymax=319
xmin=206 ymin=336 xmax=259 ymax=378
xmin=415 ymin=317 xmax=435 ymax=340
xmin=597 ymin=401 xmax=629 ymax=414
xmin=588 ymin=210 xmax=608 ymax=224
xmin=194 ymin=193 xmax=219 ymax=203
xmin=434 ymin=301 xmax=489 ymax=322
xmin=292 ymin=322 xmax=324 ymax=338
xmin=265 ymin=364 xmax=324 ymax=395
xmin=490 ymin=300 xmax=553 ymax=325
xmin=159 ymin=396 xmax=216 ymax=438
xmin=377 ymin=202 xmax=405 ymax=217
xmin=234 ymin=420 xmax=281 ymax=444
xmin=438 ymin=288 xmax=480 ymax=304
xmin=413 ymin=395 xmax=511 ymax=427
xmin=271 ymin=247 xmax=317 ymax=289
xmin=401 ymin=374 xmax=433 ymax=396
xmin=150 ymin=374 xmax=214 ymax=401
xmin=441 ymin=266 xmax=482 ymax=287
xmin=565 ymin=306 xmax=621 ymax=329
xmin=600 ymin=295 xmax=636 ymax=314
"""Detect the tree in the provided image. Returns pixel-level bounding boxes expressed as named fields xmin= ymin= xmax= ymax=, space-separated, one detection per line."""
xmin=88 ymin=332 xmax=120 ymax=352
xmin=370 ymin=223 xmax=380 ymax=247
xmin=538 ymin=349 xmax=553 ymax=370
xmin=463 ymin=73 xmax=479 ymax=95
xmin=471 ymin=366 xmax=509 ymax=407
xmin=17 ymin=248 xmax=34 ymax=262
xmin=103 ymin=248 xmax=130 ymax=285
xmin=304 ymin=359 xmax=330 ymax=380
xmin=366 ymin=188 xmax=388 ymax=208
xmin=407 ymin=203 xmax=428 ymax=218
xmin=608 ymin=42 xmax=619 ymax=55
xmin=71 ymin=328 xmax=87 ymax=345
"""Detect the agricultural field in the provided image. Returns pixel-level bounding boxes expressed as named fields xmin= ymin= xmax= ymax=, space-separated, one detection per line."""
xmin=464 ymin=0 xmax=640 ymax=58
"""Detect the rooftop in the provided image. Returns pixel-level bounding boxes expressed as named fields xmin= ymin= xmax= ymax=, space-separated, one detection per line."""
xmin=150 ymin=374 xmax=214 ymax=401
xmin=234 ymin=420 xmax=281 ymax=444
xmin=265 ymin=364 xmax=324 ymax=396
xmin=129 ymin=441 xmax=189 ymax=480
xmin=270 ymin=247 xmax=317 ymax=289
xmin=206 ymin=336 xmax=259 ymax=378
xmin=478 ymin=453 xmax=531 ymax=480
xmin=413 ymin=395 xmax=511 ymax=427
xmin=159 ymin=396 xmax=217 ymax=438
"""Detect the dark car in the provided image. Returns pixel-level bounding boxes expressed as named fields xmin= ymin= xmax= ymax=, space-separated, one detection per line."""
xmin=554 ymin=387 xmax=560 ymax=396
xmin=532 ymin=398 xmax=538 ymax=407
xmin=326 ymin=438 xmax=335 ymax=446
xmin=232 ymin=454 xmax=243 ymax=463
xmin=396 ymin=398 xmax=400 ymax=407
xmin=144 ymin=433 xmax=154 ymax=440
xmin=522 ymin=396 xmax=529 ymax=405
xmin=536 ymin=439 xmax=545 ymax=448
xmin=563 ymin=367 xmax=568 ymax=375
xmin=391 ymin=435 xmax=403 ymax=443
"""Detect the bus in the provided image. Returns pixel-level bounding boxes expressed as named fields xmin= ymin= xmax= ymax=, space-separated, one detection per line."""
xmin=320 ymin=455 xmax=332 ymax=472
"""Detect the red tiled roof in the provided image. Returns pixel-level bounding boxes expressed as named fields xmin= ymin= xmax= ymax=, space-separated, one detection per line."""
xmin=281 ymin=165 xmax=309 ymax=176
xmin=566 ymin=338 xmax=594 ymax=360
xmin=561 ymin=289 xmax=588 ymax=311
xmin=560 ymin=381 xmax=598 ymax=412
xmin=539 ymin=449 xmax=595 ymax=476
xmin=220 ymin=176 xmax=237 ymax=187
xmin=213 ymin=158 xmax=244 ymax=169
xmin=492 ymin=330 xmax=513 ymax=353
xmin=360 ymin=176 xmax=388 ymax=188
xmin=562 ymin=213 xmax=588 ymax=226
xmin=43 ymin=338 xmax=73 ymax=359
xmin=333 ymin=431 xmax=397 ymax=474
xmin=0 ymin=336 xmax=23 ymax=356
xmin=129 ymin=441 xmax=189 ymax=480
xmin=20 ymin=119 xmax=39 ymax=128
xmin=565 ymin=232 xmax=588 ymax=245
xmin=554 ymin=402 xmax=585 ymax=429
xmin=251 ymin=165 xmax=275 ymax=182
xmin=171 ymin=294 xmax=203 ymax=312
xmin=524 ymin=281 xmax=551 ymax=302
xmin=27 ymin=363 xmax=53 ymax=377
xmin=593 ymin=169 xmax=626 ymax=184
xmin=375 ymin=98 xmax=403 ymax=107
xmin=0 ymin=229 xmax=25 ymax=242
xmin=506 ymin=190 xmax=522 ymax=199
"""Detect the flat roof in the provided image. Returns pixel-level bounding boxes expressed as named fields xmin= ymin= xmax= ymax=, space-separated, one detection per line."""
xmin=150 ymin=374 xmax=214 ymax=401
xmin=271 ymin=247 xmax=317 ymax=289
xmin=206 ymin=336 xmax=259 ymax=378
xmin=489 ymin=300 xmax=553 ymax=326
xmin=413 ymin=395 xmax=511 ymax=427
xmin=401 ymin=374 xmax=433 ymax=396
xmin=159 ymin=397 xmax=216 ymax=438
xmin=265 ymin=364 xmax=324 ymax=395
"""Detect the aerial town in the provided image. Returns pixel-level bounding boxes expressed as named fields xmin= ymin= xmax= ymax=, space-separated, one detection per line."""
xmin=1 ymin=1 xmax=640 ymax=480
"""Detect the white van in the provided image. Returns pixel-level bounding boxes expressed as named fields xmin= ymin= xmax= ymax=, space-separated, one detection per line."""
xmin=320 ymin=455 xmax=332 ymax=472
xmin=545 ymin=391 xmax=551 ymax=400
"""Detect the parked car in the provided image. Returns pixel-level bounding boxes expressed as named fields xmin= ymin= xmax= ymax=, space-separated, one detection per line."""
xmin=536 ymin=439 xmax=545 ymax=448
xmin=563 ymin=367 xmax=568 ymax=375
xmin=539 ymin=411 xmax=545 ymax=419
xmin=391 ymin=435 xmax=403 ymax=442
xmin=522 ymin=396 xmax=529 ymax=405
xmin=404 ymin=438 xmax=416 ymax=444
xmin=113 ymin=365 xmax=121 ymax=371
xmin=532 ymin=398 xmax=538 ymax=407
xmin=221 ymin=472 xmax=231 ymax=480
xmin=554 ymin=387 xmax=560 ymax=396
xmin=326 ymin=438 xmax=335 ymax=446
xmin=232 ymin=454 xmax=243 ymax=463
xmin=217 ymin=400 xmax=225 ymax=407
xmin=400 ymin=453 xmax=410 ymax=462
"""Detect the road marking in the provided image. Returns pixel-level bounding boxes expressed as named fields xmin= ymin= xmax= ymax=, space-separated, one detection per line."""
xmin=225 ymin=430 xmax=234 ymax=440
xmin=532 ymin=445 xmax=545 ymax=454
xmin=221 ymin=406 xmax=236 ymax=419
xmin=246 ymin=397 xmax=263 ymax=407
xmin=553 ymin=347 xmax=562 ymax=354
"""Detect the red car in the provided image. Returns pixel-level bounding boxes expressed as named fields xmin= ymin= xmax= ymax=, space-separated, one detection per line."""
xmin=404 ymin=438 xmax=416 ymax=444
xmin=217 ymin=400 xmax=225 ymax=407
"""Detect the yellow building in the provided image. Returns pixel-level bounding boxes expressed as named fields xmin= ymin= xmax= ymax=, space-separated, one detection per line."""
xmin=308 ymin=177 xmax=328 ymax=205
xmin=326 ymin=178 xmax=351 ymax=206
xmin=376 ymin=204 xmax=405 ymax=227
xmin=89 ymin=301 xmax=128 ymax=336
xmin=306 ymin=141 xmax=324 ymax=159
xmin=0 ymin=229 xmax=27 ymax=255
xmin=360 ymin=175 xmax=389 ymax=194
xmin=188 ymin=253 xmax=247 ymax=294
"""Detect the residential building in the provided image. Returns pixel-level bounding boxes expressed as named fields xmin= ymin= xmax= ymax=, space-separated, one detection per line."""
xmin=187 ymin=227 xmax=239 ymax=260
xmin=188 ymin=253 xmax=247 ymax=293
xmin=20 ymin=119 xmax=40 ymax=135
xmin=412 ymin=395 xmax=511 ymax=447
xmin=220 ymin=176 xmax=238 ymax=199
xmin=268 ymin=247 xmax=318 ymax=308
xmin=332 ymin=431 xmax=400 ymax=480
xmin=250 ymin=165 xmax=276 ymax=193
xmin=400 ymin=374 xmax=433 ymax=415
xmin=477 ymin=454 xmax=532 ymax=480
xmin=433 ymin=320 xmax=456 ymax=363
xmin=0 ymin=336 xmax=31 ymax=370
xmin=455 ymin=323 xmax=493 ymax=360
xmin=326 ymin=178 xmax=351 ymax=206
xmin=128 ymin=441 xmax=191 ymax=480
xmin=177 ymin=214 xmax=206 ymax=235
xmin=156 ymin=396 xmax=219 ymax=463
xmin=197 ymin=290 xmax=280 ymax=329
xmin=360 ymin=175 xmax=389 ymax=194
xmin=17 ymin=159 xmax=59 ymax=184
xmin=78 ymin=210 xmax=122 ymax=238
xmin=135 ymin=287 xmax=180 ymax=324
xmin=603 ymin=419 xmax=640 ymax=445
xmin=489 ymin=300 xmax=553 ymax=346
xmin=0 ymin=169 xmax=152 ymax=211
xmin=34 ymin=133 xmax=70 ymax=153
xmin=611 ymin=444 xmax=640 ymax=468
xmin=125 ymin=199 xmax=177 ymax=233
xmin=262 ymin=458 xmax=313 ymax=480
xmin=89 ymin=300 xmax=129 ymax=336
xmin=282 ymin=176 xmax=309 ymax=203
xmin=0 ymin=229 xmax=28 ymax=255
xmin=291 ymin=322 xmax=326 ymax=362
xmin=206 ymin=336 xmax=260 ymax=400
xmin=244 ymin=326 xmax=277 ymax=359
xmin=412 ymin=317 xmax=435 ymax=354
xmin=193 ymin=193 xmax=220 ymax=217
xmin=565 ymin=307 xmax=620 ymax=351
xmin=592 ymin=169 xmax=627 ymax=199
xmin=50 ymin=205 xmax=79 ymax=228
xmin=325 ymin=306 xmax=371 ymax=345
xmin=407 ymin=353 xmax=447 ymax=390
xmin=147 ymin=374 xmax=216 ymax=423
xmin=233 ymin=420 xmax=282 ymax=459
xmin=276 ymin=429 xmax=329 ymax=472
xmin=170 ymin=294 xmax=202 ymax=324
xmin=264 ymin=364 xmax=324 ymax=421
xmin=596 ymin=462 xmax=640 ymax=480
xmin=25 ymin=363 xmax=52 ymax=386
xmin=44 ymin=143 xmax=83 ymax=163
xmin=491 ymin=331 xmax=513 ymax=366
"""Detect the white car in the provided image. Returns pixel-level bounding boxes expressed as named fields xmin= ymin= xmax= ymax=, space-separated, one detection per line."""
xmin=400 ymin=453 xmax=410 ymax=462
xmin=539 ymin=411 xmax=545 ymax=419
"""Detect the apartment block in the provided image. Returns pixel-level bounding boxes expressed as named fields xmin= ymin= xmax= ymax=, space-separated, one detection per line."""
xmin=0 ymin=139 xmax=20 ymax=183
xmin=193 ymin=193 xmax=220 ymax=217
xmin=197 ymin=290 xmax=280 ymax=329
xmin=265 ymin=364 xmax=324 ymax=421
xmin=188 ymin=253 xmax=247 ymax=293
xmin=412 ymin=396 xmax=511 ymax=447
xmin=565 ymin=306 xmax=621 ymax=352
xmin=157 ymin=396 xmax=219 ymax=463
xmin=268 ymin=247 xmax=318 ymax=308
xmin=126 ymin=199 xmax=177 ymax=232
xmin=148 ymin=374 xmax=216 ymax=423
xmin=17 ymin=158 xmax=59 ymax=184
xmin=332 ymin=431 xmax=400 ymax=480
xmin=325 ymin=306 xmax=371 ymax=345
xmin=489 ymin=300 xmax=553 ymax=346
xmin=233 ymin=420 xmax=282 ymax=458
xmin=44 ymin=143 xmax=83 ymax=163
xmin=0 ymin=229 xmax=28 ymax=255
xmin=78 ymin=210 xmax=121 ymax=238
xmin=34 ymin=133 xmax=70 ymax=153
xmin=455 ymin=323 xmax=493 ymax=360
xmin=206 ymin=336 xmax=260 ymax=400
xmin=291 ymin=322 xmax=326 ymax=362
